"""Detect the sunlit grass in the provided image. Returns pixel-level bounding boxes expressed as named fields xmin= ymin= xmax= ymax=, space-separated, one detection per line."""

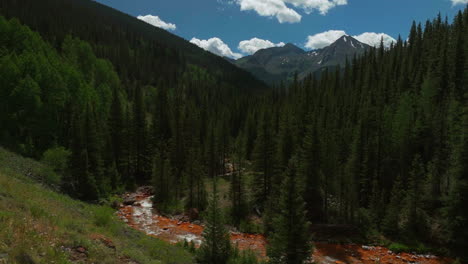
xmin=0 ymin=147 xmax=194 ymax=264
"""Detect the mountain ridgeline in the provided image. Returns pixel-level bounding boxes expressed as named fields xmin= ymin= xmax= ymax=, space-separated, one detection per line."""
xmin=0 ymin=0 xmax=468 ymax=262
xmin=234 ymin=35 xmax=370 ymax=83
xmin=0 ymin=0 xmax=266 ymax=91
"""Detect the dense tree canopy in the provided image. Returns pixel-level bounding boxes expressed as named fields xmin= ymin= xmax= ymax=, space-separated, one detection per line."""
xmin=0 ymin=2 xmax=467 ymax=262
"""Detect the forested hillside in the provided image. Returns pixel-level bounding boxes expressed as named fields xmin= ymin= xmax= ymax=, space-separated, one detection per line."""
xmin=0 ymin=0 xmax=467 ymax=262
xmin=247 ymin=9 xmax=468 ymax=257
xmin=0 ymin=0 xmax=266 ymax=92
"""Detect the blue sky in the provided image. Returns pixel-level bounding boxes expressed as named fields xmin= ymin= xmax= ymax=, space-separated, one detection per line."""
xmin=95 ymin=0 xmax=467 ymax=58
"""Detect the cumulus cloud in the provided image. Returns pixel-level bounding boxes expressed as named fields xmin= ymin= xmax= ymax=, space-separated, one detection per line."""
xmin=236 ymin=0 xmax=346 ymax=23
xmin=137 ymin=14 xmax=176 ymax=31
xmin=286 ymin=0 xmax=348 ymax=15
xmin=354 ymin=32 xmax=397 ymax=48
xmin=237 ymin=0 xmax=302 ymax=23
xmin=305 ymin=30 xmax=346 ymax=49
xmin=238 ymin=38 xmax=286 ymax=54
xmin=451 ymin=0 xmax=468 ymax=4
xmin=190 ymin=37 xmax=242 ymax=59
xmin=305 ymin=30 xmax=396 ymax=49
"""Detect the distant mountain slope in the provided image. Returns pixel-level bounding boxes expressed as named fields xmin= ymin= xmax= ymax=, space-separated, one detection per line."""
xmin=235 ymin=35 xmax=370 ymax=83
xmin=0 ymin=0 xmax=266 ymax=90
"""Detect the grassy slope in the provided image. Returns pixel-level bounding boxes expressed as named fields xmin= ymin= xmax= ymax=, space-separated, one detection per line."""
xmin=0 ymin=147 xmax=194 ymax=264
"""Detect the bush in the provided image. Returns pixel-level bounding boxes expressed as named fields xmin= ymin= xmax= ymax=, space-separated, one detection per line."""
xmin=388 ymin=243 xmax=410 ymax=253
xmin=93 ymin=207 xmax=113 ymax=227
xmin=357 ymin=207 xmax=374 ymax=234
xmin=41 ymin=146 xmax=71 ymax=176
xmin=239 ymin=220 xmax=263 ymax=234
xmin=228 ymin=248 xmax=259 ymax=264
xmin=39 ymin=166 xmax=61 ymax=186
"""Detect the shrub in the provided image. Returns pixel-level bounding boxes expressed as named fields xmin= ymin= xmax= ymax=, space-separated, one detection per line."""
xmin=239 ymin=220 xmax=263 ymax=234
xmin=388 ymin=242 xmax=410 ymax=253
xmin=41 ymin=146 xmax=71 ymax=177
xmin=93 ymin=207 xmax=113 ymax=227
xmin=39 ymin=166 xmax=61 ymax=186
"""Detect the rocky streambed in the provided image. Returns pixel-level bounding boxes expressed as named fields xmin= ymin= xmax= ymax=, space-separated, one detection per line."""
xmin=117 ymin=187 xmax=454 ymax=264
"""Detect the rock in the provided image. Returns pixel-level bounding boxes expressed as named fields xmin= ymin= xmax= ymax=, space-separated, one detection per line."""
xmin=193 ymin=220 xmax=201 ymax=225
xmin=14 ymin=252 xmax=36 ymax=264
xmin=76 ymin=247 xmax=86 ymax=254
xmin=68 ymin=247 xmax=88 ymax=262
xmin=101 ymin=238 xmax=116 ymax=250
xmin=136 ymin=186 xmax=154 ymax=195
xmin=188 ymin=208 xmax=199 ymax=220
xmin=225 ymin=162 xmax=235 ymax=174
xmin=111 ymin=200 xmax=123 ymax=209
xmin=362 ymin=245 xmax=374 ymax=250
xmin=177 ymin=215 xmax=190 ymax=222
xmin=123 ymin=196 xmax=137 ymax=205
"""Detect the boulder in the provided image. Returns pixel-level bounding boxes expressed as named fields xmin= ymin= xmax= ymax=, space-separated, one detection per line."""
xmin=188 ymin=208 xmax=199 ymax=221
xmin=123 ymin=196 xmax=137 ymax=205
xmin=136 ymin=186 xmax=154 ymax=195
xmin=76 ymin=247 xmax=86 ymax=254
xmin=111 ymin=200 xmax=123 ymax=209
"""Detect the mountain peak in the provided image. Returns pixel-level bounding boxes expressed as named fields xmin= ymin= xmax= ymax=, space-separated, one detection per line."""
xmin=235 ymin=35 xmax=369 ymax=83
xmin=282 ymin=43 xmax=304 ymax=52
xmin=331 ymin=35 xmax=368 ymax=49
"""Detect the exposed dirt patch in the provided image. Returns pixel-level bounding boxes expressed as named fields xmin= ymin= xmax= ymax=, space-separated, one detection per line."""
xmin=89 ymin=233 xmax=116 ymax=250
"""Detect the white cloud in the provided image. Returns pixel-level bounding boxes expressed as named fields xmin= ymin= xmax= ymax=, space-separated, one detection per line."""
xmin=237 ymin=0 xmax=302 ymax=23
xmin=354 ymin=32 xmax=396 ymax=48
xmin=238 ymin=38 xmax=286 ymax=54
xmin=451 ymin=0 xmax=468 ymax=5
xmin=137 ymin=14 xmax=176 ymax=31
xmin=305 ymin=30 xmax=346 ymax=49
xmin=305 ymin=30 xmax=396 ymax=49
xmin=285 ymin=0 xmax=348 ymax=15
xmin=190 ymin=37 xmax=242 ymax=59
xmin=235 ymin=0 xmax=346 ymax=23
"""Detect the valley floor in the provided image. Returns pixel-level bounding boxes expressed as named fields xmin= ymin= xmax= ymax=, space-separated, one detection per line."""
xmin=118 ymin=188 xmax=454 ymax=264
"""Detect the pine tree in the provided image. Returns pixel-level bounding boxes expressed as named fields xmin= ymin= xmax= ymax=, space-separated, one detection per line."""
xmin=446 ymin=93 xmax=468 ymax=251
xmin=69 ymin=109 xmax=99 ymax=201
xmin=230 ymin=135 xmax=247 ymax=226
xmin=133 ymin=85 xmax=150 ymax=184
xmin=297 ymin=118 xmax=323 ymax=221
xmin=108 ymin=86 xmax=125 ymax=189
xmin=382 ymin=175 xmax=403 ymax=236
xmin=185 ymin=144 xmax=207 ymax=211
xmin=197 ymin=179 xmax=232 ymax=264
xmin=267 ymin=158 xmax=312 ymax=264
xmin=152 ymin=149 xmax=172 ymax=206
xmin=251 ymin=111 xmax=277 ymax=210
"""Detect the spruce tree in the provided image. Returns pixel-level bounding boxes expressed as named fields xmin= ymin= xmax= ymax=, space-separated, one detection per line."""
xmin=230 ymin=135 xmax=247 ymax=226
xmin=382 ymin=175 xmax=404 ymax=236
xmin=197 ymin=179 xmax=232 ymax=264
xmin=267 ymin=158 xmax=312 ymax=264
xmin=298 ymin=118 xmax=323 ymax=221
xmin=446 ymin=94 xmax=468 ymax=251
xmin=251 ymin=111 xmax=277 ymax=210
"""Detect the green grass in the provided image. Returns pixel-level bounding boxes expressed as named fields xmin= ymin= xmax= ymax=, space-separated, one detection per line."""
xmin=0 ymin=147 xmax=195 ymax=264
